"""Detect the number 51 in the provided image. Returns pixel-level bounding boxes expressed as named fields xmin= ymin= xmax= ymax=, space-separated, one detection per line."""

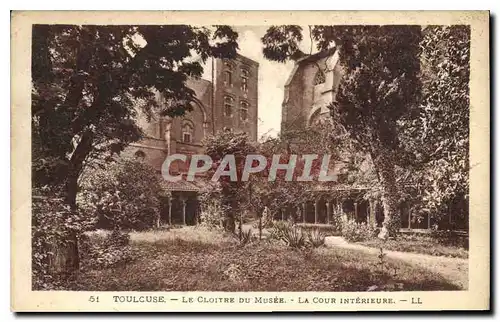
xmin=89 ymin=296 xmax=100 ymax=303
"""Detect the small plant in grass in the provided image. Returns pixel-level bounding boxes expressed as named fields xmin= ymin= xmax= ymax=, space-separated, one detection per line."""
xmin=239 ymin=229 xmax=253 ymax=246
xmin=367 ymin=246 xmax=402 ymax=291
xmin=268 ymin=220 xmax=289 ymax=241
xmin=199 ymin=201 xmax=226 ymax=230
xmin=306 ymin=228 xmax=325 ymax=248
xmin=270 ymin=222 xmax=306 ymax=248
xmin=284 ymin=226 xmax=306 ymax=248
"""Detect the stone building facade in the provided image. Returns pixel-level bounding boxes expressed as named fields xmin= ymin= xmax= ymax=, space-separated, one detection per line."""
xmin=125 ymin=53 xmax=259 ymax=226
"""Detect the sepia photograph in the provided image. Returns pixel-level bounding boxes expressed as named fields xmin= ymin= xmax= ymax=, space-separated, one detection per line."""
xmin=11 ymin=10 xmax=490 ymax=312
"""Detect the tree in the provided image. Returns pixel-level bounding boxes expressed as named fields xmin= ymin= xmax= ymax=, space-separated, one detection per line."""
xmin=203 ymin=128 xmax=256 ymax=233
xmin=253 ymin=119 xmax=337 ymax=221
xmin=399 ymin=26 xmax=470 ymax=226
xmin=32 ymin=25 xmax=239 ymax=208
xmin=32 ymin=25 xmax=239 ymax=273
xmin=78 ymin=157 xmax=167 ymax=231
xmin=262 ymin=25 xmax=423 ymax=238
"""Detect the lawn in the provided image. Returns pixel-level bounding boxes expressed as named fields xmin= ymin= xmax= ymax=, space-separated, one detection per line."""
xmin=358 ymin=233 xmax=468 ymax=259
xmin=66 ymin=227 xmax=462 ymax=292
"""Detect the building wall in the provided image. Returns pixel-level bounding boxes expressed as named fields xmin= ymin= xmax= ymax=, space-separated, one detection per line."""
xmin=281 ymin=49 xmax=341 ymax=131
xmin=214 ymin=54 xmax=259 ymax=141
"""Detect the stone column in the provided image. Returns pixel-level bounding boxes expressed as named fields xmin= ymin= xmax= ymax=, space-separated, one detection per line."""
xmin=314 ymin=199 xmax=319 ymax=224
xmin=326 ymin=201 xmax=331 ymax=225
xmin=340 ymin=200 xmax=346 ymax=221
xmin=368 ymin=199 xmax=375 ymax=226
xmin=408 ymin=207 xmax=412 ymax=229
xmin=302 ymin=203 xmax=307 ymax=224
xmin=196 ymin=195 xmax=201 ymax=225
xmin=354 ymin=202 xmax=358 ymax=222
xmin=202 ymin=122 xmax=208 ymax=138
xmin=181 ymin=198 xmax=187 ymax=226
xmin=167 ymin=197 xmax=172 ymax=226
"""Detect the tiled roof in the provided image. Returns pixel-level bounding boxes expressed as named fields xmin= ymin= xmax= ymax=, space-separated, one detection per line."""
xmin=162 ymin=179 xmax=217 ymax=192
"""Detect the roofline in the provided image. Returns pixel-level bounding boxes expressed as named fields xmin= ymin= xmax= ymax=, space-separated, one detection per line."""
xmin=187 ymin=76 xmax=212 ymax=85
xmin=283 ymin=47 xmax=337 ymax=89
xmin=296 ymin=47 xmax=337 ymax=65
xmin=235 ymin=52 xmax=259 ymax=67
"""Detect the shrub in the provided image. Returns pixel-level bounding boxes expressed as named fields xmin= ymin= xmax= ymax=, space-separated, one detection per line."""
xmin=78 ymin=157 xmax=165 ymax=231
xmin=32 ymin=189 xmax=97 ymax=290
xmin=239 ymin=229 xmax=253 ymax=246
xmin=199 ymin=201 xmax=226 ymax=230
xmin=306 ymin=229 xmax=326 ymax=248
xmin=270 ymin=221 xmax=306 ymax=248
xmin=341 ymin=219 xmax=375 ymax=242
xmin=260 ymin=207 xmax=274 ymax=228
xmin=268 ymin=220 xmax=290 ymax=241
xmin=80 ymin=230 xmax=135 ymax=270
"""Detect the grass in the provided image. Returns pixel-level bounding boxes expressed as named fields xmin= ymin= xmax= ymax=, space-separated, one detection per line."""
xmin=65 ymin=226 xmax=462 ymax=292
xmin=358 ymin=233 xmax=469 ymax=259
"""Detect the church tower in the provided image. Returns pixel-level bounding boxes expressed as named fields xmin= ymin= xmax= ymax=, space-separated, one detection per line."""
xmin=213 ymin=54 xmax=259 ymax=141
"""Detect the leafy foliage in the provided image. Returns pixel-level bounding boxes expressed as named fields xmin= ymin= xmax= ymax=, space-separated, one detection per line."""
xmin=253 ymin=120 xmax=339 ymax=217
xmin=261 ymin=25 xmax=470 ymax=236
xmin=306 ymin=228 xmax=326 ymax=248
xmin=32 ymin=188 xmax=96 ymax=289
xmin=270 ymin=221 xmax=306 ymax=248
xmin=238 ymin=229 xmax=254 ymax=246
xmin=399 ymin=26 xmax=470 ymax=220
xmin=340 ymin=218 xmax=376 ymax=242
xmin=78 ymin=157 xmax=166 ymax=230
xmin=79 ymin=230 xmax=135 ymax=270
xmin=32 ymin=24 xmax=239 ymax=206
xmin=202 ymin=129 xmax=256 ymax=232
xmin=198 ymin=196 xmax=227 ymax=230
xmin=261 ymin=25 xmax=306 ymax=62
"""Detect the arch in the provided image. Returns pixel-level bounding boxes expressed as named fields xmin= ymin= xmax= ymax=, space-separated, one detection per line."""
xmin=181 ymin=119 xmax=195 ymax=143
xmin=223 ymin=59 xmax=235 ymax=71
xmin=134 ymin=150 xmax=146 ymax=159
xmin=189 ymin=98 xmax=207 ymax=123
xmin=240 ymin=67 xmax=250 ymax=92
xmin=223 ymin=60 xmax=234 ymax=86
xmin=307 ymin=106 xmax=322 ymax=126
xmin=223 ymin=95 xmax=235 ymax=117
xmin=239 ymin=100 xmax=249 ymax=121
xmin=314 ymin=70 xmax=326 ymax=85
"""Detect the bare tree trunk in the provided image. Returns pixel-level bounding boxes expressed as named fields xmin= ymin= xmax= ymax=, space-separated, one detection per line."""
xmin=371 ymin=149 xmax=401 ymax=239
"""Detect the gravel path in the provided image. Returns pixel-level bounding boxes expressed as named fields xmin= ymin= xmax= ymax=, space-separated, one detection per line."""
xmin=325 ymin=236 xmax=468 ymax=289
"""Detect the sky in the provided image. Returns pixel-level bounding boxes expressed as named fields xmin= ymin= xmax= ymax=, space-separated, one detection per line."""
xmin=200 ymin=26 xmax=314 ymax=139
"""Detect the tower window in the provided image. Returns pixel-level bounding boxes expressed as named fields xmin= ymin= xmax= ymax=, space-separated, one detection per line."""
xmin=224 ymin=95 xmax=234 ymax=117
xmin=240 ymin=101 xmax=249 ymax=121
xmin=241 ymin=69 xmax=249 ymax=92
xmin=134 ymin=150 xmax=146 ymax=159
xmin=224 ymin=61 xmax=234 ymax=87
xmin=224 ymin=70 xmax=232 ymax=86
xmin=314 ymin=70 xmax=326 ymax=85
xmin=182 ymin=121 xmax=194 ymax=143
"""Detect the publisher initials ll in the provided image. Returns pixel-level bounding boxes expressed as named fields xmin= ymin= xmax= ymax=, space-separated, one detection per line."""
xmin=411 ymin=297 xmax=422 ymax=304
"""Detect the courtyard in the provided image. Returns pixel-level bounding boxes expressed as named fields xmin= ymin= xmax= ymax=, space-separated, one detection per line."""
xmin=65 ymin=226 xmax=467 ymax=292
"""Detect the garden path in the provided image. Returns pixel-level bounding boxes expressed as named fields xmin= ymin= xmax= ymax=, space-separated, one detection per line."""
xmin=325 ymin=236 xmax=468 ymax=289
